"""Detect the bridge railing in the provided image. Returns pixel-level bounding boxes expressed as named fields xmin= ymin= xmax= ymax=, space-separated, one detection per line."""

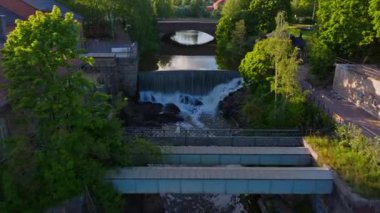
xmin=124 ymin=128 xmax=302 ymax=138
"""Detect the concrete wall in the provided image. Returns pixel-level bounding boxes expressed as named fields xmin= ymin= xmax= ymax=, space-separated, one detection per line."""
xmin=333 ymin=64 xmax=380 ymax=118
xmin=85 ymin=51 xmax=138 ymax=97
xmin=118 ymin=55 xmax=138 ymax=97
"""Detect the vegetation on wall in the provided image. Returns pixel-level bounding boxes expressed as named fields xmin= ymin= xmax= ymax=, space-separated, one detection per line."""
xmin=306 ymin=124 xmax=380 ymax=198
xmin=0 ymin=7 xmax=159 ymax=211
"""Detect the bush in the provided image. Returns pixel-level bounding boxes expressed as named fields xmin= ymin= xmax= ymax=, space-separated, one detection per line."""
xmin=308 ymin=37 xmax=336 ymax=80
xmin=306 ymin=124 xmax=380 ymax=198
xmin=124 ymin=137 xmax=161 ymax=166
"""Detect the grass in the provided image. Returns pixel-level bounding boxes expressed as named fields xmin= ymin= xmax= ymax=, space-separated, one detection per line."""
xmin=305 ymin=124 xmax=380 ymax=199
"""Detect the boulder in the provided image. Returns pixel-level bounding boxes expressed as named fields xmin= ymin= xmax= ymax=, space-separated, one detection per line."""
xmin=163 ymin=103 xmax=181 ymax=114
xmin=219 ymin=88 xmax=248 ymax=127
xmin=122 ymin=101 xmax=184 ymax=127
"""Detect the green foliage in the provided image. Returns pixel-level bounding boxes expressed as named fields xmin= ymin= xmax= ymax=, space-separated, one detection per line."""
xmin=240 ymin=12 xmax=301 ymax=98
xmin=221 ymin=0 xmax=251 ymax=17
xmin=306 ymin=124 xmax=380 ymax=198
xmin=370 ymin=0 xmax=380 ymax=37
xmin=216 ymin=0 xmax=255 ymax=69
xmin=309 ymin=0 xmax=380 ymax=80
xmin=60 ymin=0 xmax=159 ymax=55
xmin=0 ymin=7 xmax=154 ymax=211
xmin=316 ymin=0 xmax=374 ymax=56
xmin=216 ymin=0 xmax=292 ymax=69
xmin=249 ymin=0 xmax=292 ymax=33
xmin=239 ymin=38 xmax=274 ymax=89
xmin=238 ymin=12 xmax=314 ymax=128
xmin=151 ymin=0 xmax=174 ymax=17
xmin=117 ymin=0 xmax=159 ymax=55
xmin=291 ymin=0 xmax=314 ymax=18
xmin=125 ymin=137 xmax=162 ymax=166
xmin=308 ymin=37 xmax=336 ymax=80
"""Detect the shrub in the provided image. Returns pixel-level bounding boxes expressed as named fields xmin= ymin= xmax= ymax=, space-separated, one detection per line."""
xmin=308 ymin=37 xmax=336 ymax=80
xmin=124 ymin=137 xmax=161 ymax=166
xmin=306 ymin=124 xmax=380 ymax=198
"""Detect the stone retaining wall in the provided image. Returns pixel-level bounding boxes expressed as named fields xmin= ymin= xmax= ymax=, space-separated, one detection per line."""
xmin=333 ymin=64 xmax=380 ymax=118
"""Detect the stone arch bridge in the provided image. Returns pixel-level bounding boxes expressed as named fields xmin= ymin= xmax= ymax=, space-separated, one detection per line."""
xmin=157 ymin=18 xmax=218 ymax=38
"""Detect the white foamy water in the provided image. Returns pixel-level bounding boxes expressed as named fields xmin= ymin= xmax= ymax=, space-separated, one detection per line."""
xmin=139 ymin=78 xmax=243 ymax=127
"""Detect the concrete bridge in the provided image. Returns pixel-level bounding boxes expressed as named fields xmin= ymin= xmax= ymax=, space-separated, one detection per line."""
xmin=108 ymin=129 xmax=333 ymax=195
xmin=157 ymin=18 xmax=218 ymax=38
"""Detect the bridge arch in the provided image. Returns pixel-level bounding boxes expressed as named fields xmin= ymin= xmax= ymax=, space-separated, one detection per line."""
xmin=157 ymin=18 xmax=218 ymax=39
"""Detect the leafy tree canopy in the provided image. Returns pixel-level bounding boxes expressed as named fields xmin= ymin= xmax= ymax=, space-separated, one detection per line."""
xmin=1 ymin=7 xmax=129 ymax=211
xmin=249 ymin=0 xmax=292 ymax=33
xmin=316 ymin=0 xmax=374 ymax=56
xmin=239 ymin=12 xmax=308 ymax=128
xmin=216 ymin=0 xmax=292 ymax=69
xmin=370 ymin=0 xmax=380 ymax=37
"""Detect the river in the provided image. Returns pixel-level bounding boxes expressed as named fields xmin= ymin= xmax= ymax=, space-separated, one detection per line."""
xmin=136 ymin=31 xmax=312 ymax=213
xmin=140 ymin=30 xmax=218 ymax=71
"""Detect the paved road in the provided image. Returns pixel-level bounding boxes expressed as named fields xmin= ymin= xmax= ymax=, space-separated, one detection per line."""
xmin=314 ymin=89 xmax=380 ymax=137
xmin=299 ymin=64 xmax=379 ymax=137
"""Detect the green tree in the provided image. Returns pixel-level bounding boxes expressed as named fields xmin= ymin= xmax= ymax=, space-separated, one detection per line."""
xmin=189 ymin=0 xmax=203 ymax=17
xmin=117 ymin=0 xmax=159 ymax=54
xmin=221 ymin=0 xmax=251 ymax=17
xmin=216 ymin=0 xmax=256 ymax=69
xmin=60 ymin=0 xmax=159 ymax=54
xmin=216 ymin=0 xmax=292 ymax=70
xmin=316 ymin=0 xmax=374 ymax=56
xmin=239 ymin=12 xmax=304 ymax=128
xmin=291 ymin=0 xmax=315 ymax=18
xmin=370 ymin=0 xmax=380 ymax=37
xmin=1 ymin=7 xmax=128 ymax=211
xmin=151 ymin=0 xmax=174 ymax=17
xmin=249 ymin=0 xmax=292 ymax=33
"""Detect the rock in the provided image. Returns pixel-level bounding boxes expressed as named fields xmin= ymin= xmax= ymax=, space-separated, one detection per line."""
xmin=219 ymin=88 xmax=248 ymax=127
xmin=158 ymin=112 xmax=184 ymax=123
xmin=180 ymin=95 xmax=203 ymax=106
xmin=122 ymin=101 xmax=183 ymax=127
xmin=142 ymin=195 xmax=165 ymax=213
xmin=163 ymin=103 xmax=181 ymax=114
xmin=192 ymin=99 xmax=203 ymax=106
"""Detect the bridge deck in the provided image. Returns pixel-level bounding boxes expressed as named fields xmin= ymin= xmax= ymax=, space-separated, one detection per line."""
xmin=107 ymin=167 xmax=333 ymax=194
xmin=159 ymin=146 xmax=312 ymax=166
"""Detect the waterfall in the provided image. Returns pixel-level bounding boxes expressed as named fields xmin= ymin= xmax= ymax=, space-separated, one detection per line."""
xmin=139 ymin=77 xmax=243 ymax=127
xmin=138 ymin=70 xmax=241 ymax=95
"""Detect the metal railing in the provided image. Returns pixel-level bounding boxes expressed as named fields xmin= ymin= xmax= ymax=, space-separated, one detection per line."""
xmin=124 ymin=128 xmax=302 ymax=138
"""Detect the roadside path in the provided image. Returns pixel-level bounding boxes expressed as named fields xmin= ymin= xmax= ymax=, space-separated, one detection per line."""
xmin=300 ymin=65 xmax=380 ymax=137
